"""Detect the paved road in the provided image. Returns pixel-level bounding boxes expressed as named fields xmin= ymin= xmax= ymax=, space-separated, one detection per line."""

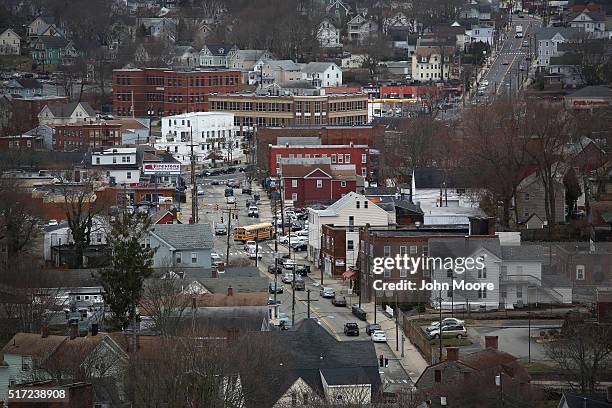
xmin=478 ymin=15 xmax=541 ymax=100
xmin=195 ymin=176 xmax=412 ymax=387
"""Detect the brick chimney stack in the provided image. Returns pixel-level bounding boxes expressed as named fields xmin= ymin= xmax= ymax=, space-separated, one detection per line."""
xmin=211 ymin=268 xmax=218 ymax=278
xmin=70 ymin=323 xmax=78 ymax=340
xmin=446 ymin=347 xmax=459 ymax=361
xmin=227 ymin=285 xmax=234 ymax=296
xmin=41 ymin=324 xmax=49 ymax=338
xmin=485 ymin=336 xmax=498 ymax=350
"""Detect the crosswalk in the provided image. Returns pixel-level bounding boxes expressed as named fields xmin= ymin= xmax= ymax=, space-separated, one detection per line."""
xmin=225 ymin=250 xmax=276 ymax=256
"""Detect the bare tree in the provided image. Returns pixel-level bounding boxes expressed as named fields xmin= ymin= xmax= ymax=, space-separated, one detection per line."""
xmin=0 ymin=176 xmax=39 ymax=260
xmin=360 ymin=36 xmax=393 ymax=83
xmin=545 ymin=319 xmax=612 ymax=394
xmin=139 ymin=274 xmax=191 ymax=335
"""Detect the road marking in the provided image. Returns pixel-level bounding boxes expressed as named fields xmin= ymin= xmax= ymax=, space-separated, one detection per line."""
xmin=496 ymin=53 xmax=518 ymax=94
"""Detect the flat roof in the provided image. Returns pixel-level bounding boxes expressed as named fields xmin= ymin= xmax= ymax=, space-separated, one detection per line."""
xmin=270 ymin=144 xmax=370 ymax=149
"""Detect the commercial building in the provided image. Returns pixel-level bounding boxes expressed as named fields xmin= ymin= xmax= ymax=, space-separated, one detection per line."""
xmin=52 ymin=123 xmax=122 ymax=152
xmin=111 ymin=67 xmax=242 ymax=117
xmin=208 ymin=92 xmax=369 ymax=135
xmin=156 ymin=112 xmax=239 ymax=164
xmin=269 ymin=143 xmax=373 ymax=180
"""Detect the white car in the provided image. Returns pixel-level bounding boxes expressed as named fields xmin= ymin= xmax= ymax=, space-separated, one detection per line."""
xmin=281 ymin=273 xmax=295 ymax=284
xmin=371 ymin=330 xmax=387 ymax=343
xmin=244 ymin=240 xmax=256 ymax=252
xmin=283 ymin=259 xmax=296 ymax=269
xmin=279 ymin=235 xmax=306 ymax=246
xmin=295 ymin=230 xmax=309 ymax=237
xmin=247 ymin=249 xmax=262 ymax=259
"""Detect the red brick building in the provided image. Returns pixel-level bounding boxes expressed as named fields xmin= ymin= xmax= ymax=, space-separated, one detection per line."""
xmin=256 ymin=125 xmax=384 ymax=174
xmin=112 ymin=67 xmax=242 ymax=117
xmin=280 ymin=163 xmax=357 ymax=207
xmin=11 ymin=95 xmax=68 ymax=131
xmin=52 ymin=123 xmax=122 ymax=151
xmin=269 ymin=143 xmax=372 ymax=179
xmin=0 ymin=134 xmax=44 ymax=150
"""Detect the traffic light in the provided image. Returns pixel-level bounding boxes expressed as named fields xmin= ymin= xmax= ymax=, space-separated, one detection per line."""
xmin=384 ymin=358 xmax=389 ymax=368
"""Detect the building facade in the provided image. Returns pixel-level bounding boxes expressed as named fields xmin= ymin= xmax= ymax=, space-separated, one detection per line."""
xmin=111 ymin=67 xmax=242 ymax=117
xmin=209 ymin=92 xmax=369 ymax=135
xmin=52 ymin=123 xmax=122 ymax=151
xmin=269 ymin=144 xmax=372 ymax=179
xmin=91 ymin=147 xmax=140 ymax=184
xmin=156 ymin=111 xmax=239 ymax=164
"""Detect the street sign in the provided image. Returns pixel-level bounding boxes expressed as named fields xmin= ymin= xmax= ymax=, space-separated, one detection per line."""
xmin=142 ymin=163 xmax=181 ymax=175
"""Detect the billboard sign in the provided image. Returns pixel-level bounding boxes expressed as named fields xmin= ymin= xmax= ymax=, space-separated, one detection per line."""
xmin=142 ymin=163 xmax=181 ymax=175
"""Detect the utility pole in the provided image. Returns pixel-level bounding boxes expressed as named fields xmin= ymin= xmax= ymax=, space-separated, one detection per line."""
xmin=273 ymin=193 xmax=279 ymax=305
xmin=225 ymin=205 xmax=235 ymax=265
xmin=189 ymin=127 xmax=198 ymax=224
xmin=307 ymin=289 xmax=311 ymax=318
xmin=395 ymin=290 xmax=399 ymax=352
xmin=291 ymin=264 xmax=296 ymax=326
xmin=438 ymin=289 xmax=443 ymax=362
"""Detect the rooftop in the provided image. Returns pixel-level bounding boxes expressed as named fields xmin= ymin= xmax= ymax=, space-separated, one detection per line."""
xmin=151 ymin=223 xmax=213 ymax=250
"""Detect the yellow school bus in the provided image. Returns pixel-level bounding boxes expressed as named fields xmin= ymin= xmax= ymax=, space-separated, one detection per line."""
xmin=233 ymin=222 xmax=275 ymax=242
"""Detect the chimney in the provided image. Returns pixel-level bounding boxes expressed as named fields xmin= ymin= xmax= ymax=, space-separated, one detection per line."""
xmin=41 ymin=324 xmax=49 ymax=338
xmin=91 ymin=323 xmax=98 ymax=336
xmin=485 ymin=336 xmax=498 ymax=350
xmin=211 ymin=268 xmax=218 ymax=278
xmin=227 ymin=285 xmax=234 ymax=296
xmin=70 ymin=323 xmax=78 ymax=340
xmin=465 ymin=235 xmax=470 ymax=251
xmin=446 ymin=347 xmax=459 ymax=361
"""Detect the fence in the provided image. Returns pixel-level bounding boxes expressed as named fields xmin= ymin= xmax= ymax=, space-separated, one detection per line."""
xmin=399 ymin=310 xmax=438 ymax=364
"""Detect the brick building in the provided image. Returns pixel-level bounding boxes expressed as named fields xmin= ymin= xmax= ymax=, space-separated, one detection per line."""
xmin=280 ymin=162 xmax=357 ymax=208
xmin=0 ymin=134 xmax=44 ymax=150
xmin=111 ymin=67 xmax=242 ymax=117
xmin=269 ymin=143 xmax=372 ymax=179
xmin=256 ymin=125 xmax=384 ymax=173
xmin=52 ymin=123 xmax=122 ymax=151
xmin=358 ymin=225 xmax=472 ymax=303
xmin=208 ymin=92 xmax=369 ymax=134
xmin=11 ymin=95 xmax=68 ymax=131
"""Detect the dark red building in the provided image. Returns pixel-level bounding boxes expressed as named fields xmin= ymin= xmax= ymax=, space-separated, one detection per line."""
xmin=269 ymin=143 xmax=372 ymax=179
xmin=111 ymin=67 xmax=242 ymax=117
xmin=0 ymin=134 xmax=44 ymax=150
xmin=256 ymin=124 xmax=384 ymax=174
xmin=52 ymin=123 xmax=122 ymax=151
xmin=280 ymin=163 xmax=356 ymax=208
xmin=11 ymin=95 xmax=68 ymax=131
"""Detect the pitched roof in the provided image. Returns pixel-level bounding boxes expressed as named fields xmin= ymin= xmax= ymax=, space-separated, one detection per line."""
xmin=38 ymin=36 xmax=68 ymax=49
xmin=1 ymin=333 xmax=66 ymax=359
xmin=204 ymin=44 xmax=236 ymax=56
xmin=535 ymin=27 xmax=582 ymax=41
xmin=245 ymin=319 xmax=381 ymax=406
xmin=266 ymin=59 xmax=301 ymax=71
xmin=280 ymin=163 xmax=332 ymax=178
xmin=314 ymin=191 xmax=371 ymax=217
xmin=500 ymin=245 xmax=545 ymax=261
xmin=428 ymin=237 xmax=501 ymax=259
xmin=193 ymin=292 xmax=269 ymax=307
xmin=301 ymin=61 xmax=337 ymax=74
xmin=569 ymin=10 xmax=606 ymax=22
xmin=10 ymin=78 xmax=43 ymax=89
xmin=560 ymin=393 xmax=612 ymax=408
xmin=151 ymin=223 xmax=213 ymax=250
xmin=567 ymin=86 xmax=612 ymax=99
xmin=44 ymin=102 xmax=96 ymax=118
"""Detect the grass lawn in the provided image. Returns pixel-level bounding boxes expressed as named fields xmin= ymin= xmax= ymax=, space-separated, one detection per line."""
xmin=430 ymin=338 xmax=472 ymax=347
xmin=524 ymin=362 xmax=557 ymax=375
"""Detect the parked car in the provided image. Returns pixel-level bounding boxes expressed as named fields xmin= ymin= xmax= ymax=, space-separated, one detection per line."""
xmin=281 ymin=273 xmax=295 ymax=284
xmin=290 ymin=242 xmax=307 ymax=251
xmin=365 ymin=323 xmax=381 ymax=336
xmin=268 ymin=264 xmax=282 ymax=274
xmin=320 ymin=287 xmax=335 ymax=298
xmin=242 ymin=188 xmax=252 ymax=195
xmin=426 ymin=318 xmax=465 ymax=333
xmin=295 ymin=265 xmax=310 ymax=276
xmin=344 ymin=322 xmax=360 ymax=336
xmin=226 ymin=167 xmax=236 ymax=173
xmin=331 ymin=295 xmax=347 ymax=307
xmin=269 ymin=282 xmax=283 ymax=294
xmin=211 ymin=252 xmax=222 ymax=265
xmin=292 ymin=278 xmax=305 ymax=290
xmin=371 ymin=330 xmax=387 ymax=343
xmin=211 ymin=180 xmax=220 ymax=186
xmin=214 ymin=223 xmax=227 ymax=235
xmin=283 ymin=259 xmax=296 ymax=269
xmin=427 ymin=324 xmax=467 ymax=339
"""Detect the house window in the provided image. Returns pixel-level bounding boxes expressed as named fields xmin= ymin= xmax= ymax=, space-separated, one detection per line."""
xmin=21 ymin=356 xmax=31 ymax=370
xmin=112 ymin=157 xmax=116 ymax=163
xmin=478 ymin=288 xmax=487 ymax=298
xmin=338 ymin=154 xmax=343 ymax=163
xmin=127 ymin=171 xmax=132 ymax=179
xmin=478 ymin=268 xmax=487 ymax=278
xmin=356 ymin=201 xmax=360 ymax=209
xmin=348 ymin=216 xmax=354 ymax=226
xmin=317 ymin=180 xmax=323 ymax=188
xmin=292 ymin=179 xmax=298 ymax=188
xmin=517 ymin=286 xmax=523 ymax=298
xmin=331 ymin=154 xmax=336 ymax=163
xmin=524 ymin=193 xmax=530 ymax=201
xmin=191 ymin=252 xmax=197 ymax=264
xmin=364 ymin=200 xmax=368 ymax=208
xmin=176 ymin=252 xmax=182 ymax=264
xmin=362 ymin=168 xmax=367 ymax=177
xmin=96 ymin=233 xmax=102 ymax=243
xmin=361 ymin=154 xmax=367 ymax=163
xmin=399 ymin=246 xmax=407 ymax=277
xmin=95 ymin=157 xmax=100 ymax=164
xmin=447 ymin=269 xmax=453 ymax=278
xmin=576 ymin=265 xmax=585 ymax=280
xmin=347 ymin=240 xmax=354 ymax=250
xmin=410 ymin=245 xmax=418 ymax=255
xmin=345 ymin=154 xmax=350 ymax=163
xmin=340 ymin=181 xmax=346 ymax=187
xmin=292 ymin=193 xmax=297 ymax=201
xmin=434 ymin=370 xmax=441 ymax=382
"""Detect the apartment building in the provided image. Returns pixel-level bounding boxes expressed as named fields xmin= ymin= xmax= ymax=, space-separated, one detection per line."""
xmin=52 ymin=123 xmax=122 ymax=152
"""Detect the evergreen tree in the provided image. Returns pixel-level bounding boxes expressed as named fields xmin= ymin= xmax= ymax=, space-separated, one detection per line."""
xmin=99 ymin=212 xmax=155 ymax=329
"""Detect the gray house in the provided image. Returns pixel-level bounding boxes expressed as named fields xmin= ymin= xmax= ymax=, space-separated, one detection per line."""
xmin=146 ymin=223 xmax=213 ymax=269
xmin=516 ymin=171 xmax=566 ymax=225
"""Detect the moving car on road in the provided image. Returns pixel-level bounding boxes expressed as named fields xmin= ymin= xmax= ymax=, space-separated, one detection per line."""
xmin=269 ymin=282 xmax=283 ymax=294
xmin=248 ymin=206 xmax=259 ymax=218
xmin=214 ymin=223 xmax=227 ymax=235
xmin=344 ymin=322 xmax=360 ymax=336
xmin=331 ymin=295 xmax=347 ymax=307
xmin=292 ymin=278 xmax=305 ymax=290
xmin=281 ymin=273 xmax=295 ymax=284
xmin=282 ymin=258 xmax=296 ymax=270
xmin=371 ymin=330 xmax=387 ymax=343
xmin=244 ymin=240 xmax=256 ymax=252
xmin=320 ymin=287 xmax=335 ymax=298
xmin=268 ymin=264 xmax=282 ymax=274
xmin=295 ymin=265 xmax=310 ymax=276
